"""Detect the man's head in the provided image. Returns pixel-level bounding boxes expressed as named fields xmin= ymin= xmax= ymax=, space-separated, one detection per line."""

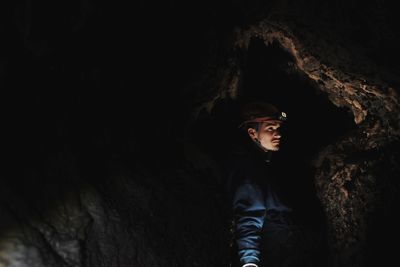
xmin=239 ymin=101 xmax=287 ymax=152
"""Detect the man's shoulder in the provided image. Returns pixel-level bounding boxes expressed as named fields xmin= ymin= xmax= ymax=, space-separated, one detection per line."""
xmin=227 ymin=151 xmax=269 ymax=185
xmin=228 ymin=150 xmax=260 ymax=170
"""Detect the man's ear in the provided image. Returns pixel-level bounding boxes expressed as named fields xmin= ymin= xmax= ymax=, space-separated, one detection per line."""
xmin=247 ymin=128 xmax=257 ymax=140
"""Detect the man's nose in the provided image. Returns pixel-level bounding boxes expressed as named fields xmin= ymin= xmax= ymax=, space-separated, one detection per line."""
xmin=274 ymin=129 xmax=281 ymax=138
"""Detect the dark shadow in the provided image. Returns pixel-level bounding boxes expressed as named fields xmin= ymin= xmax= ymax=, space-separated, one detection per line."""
xmin=364 ymin=141 xmax=400 ymax=267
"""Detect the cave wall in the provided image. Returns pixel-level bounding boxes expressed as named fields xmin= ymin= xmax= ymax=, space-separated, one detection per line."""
xmin=187 ymin=3 xmax=400 ymax=267
xmin=1 ymin=1 xmax=231 ymax=266
xmin=1 ymin=1 xmax=400 ymax=267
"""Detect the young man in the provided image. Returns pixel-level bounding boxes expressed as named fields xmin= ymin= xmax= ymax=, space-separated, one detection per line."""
xmin=229 ymin=101 xmax=326 ymax=267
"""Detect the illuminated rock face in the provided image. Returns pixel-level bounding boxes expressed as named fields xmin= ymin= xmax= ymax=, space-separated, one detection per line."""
xmin=191 ymin=16 xmax=400 ymax=267
xmin=1 ymin=1 xmax=400 ymax=267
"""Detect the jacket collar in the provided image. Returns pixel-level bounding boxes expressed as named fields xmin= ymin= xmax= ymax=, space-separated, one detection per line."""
xmin=233 ymin=133 xmax=273 ymax=164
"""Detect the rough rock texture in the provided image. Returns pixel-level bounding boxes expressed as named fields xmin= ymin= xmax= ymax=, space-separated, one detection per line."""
xmin=1 ymin=153 xmax=228 ymax=267
xmin=2 ymin=0 xmax=400 ymax=267
xmin=188 ymin=8 xmax=400 ymax=267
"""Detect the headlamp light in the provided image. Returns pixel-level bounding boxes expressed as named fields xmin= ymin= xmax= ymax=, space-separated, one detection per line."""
xmin=278 ymin=112 xmax=287 ymax=121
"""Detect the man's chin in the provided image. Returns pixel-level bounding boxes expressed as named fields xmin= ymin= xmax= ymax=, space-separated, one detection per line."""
xmin=268 ymin=146 xmax=280 ymax=151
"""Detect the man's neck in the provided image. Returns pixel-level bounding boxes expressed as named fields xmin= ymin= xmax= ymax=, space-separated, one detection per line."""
xmin=246 ymin=138 xmax=274 ymax=163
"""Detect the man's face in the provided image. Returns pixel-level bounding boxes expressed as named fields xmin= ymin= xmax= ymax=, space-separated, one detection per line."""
xmin=247 ymin=120 xmax=283 ymax=151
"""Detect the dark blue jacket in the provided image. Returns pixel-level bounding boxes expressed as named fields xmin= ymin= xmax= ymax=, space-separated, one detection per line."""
xmin=228 ymin=141 xmax=292 ymax=266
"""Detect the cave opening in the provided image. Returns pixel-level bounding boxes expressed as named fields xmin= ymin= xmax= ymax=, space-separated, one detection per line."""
xmin=190 ymin=36 xmax=358 ymax=263
xmin=237 ymin=36 xmax=358 ymax=230
xmin=193 ymin=36 xmax=356 ymax=175
xmin=240 ymin=37 xmax=357 ymax=161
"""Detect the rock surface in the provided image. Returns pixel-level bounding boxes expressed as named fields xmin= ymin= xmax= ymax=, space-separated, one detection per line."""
xmin=1 ymin=1 xmax=400 ymax=267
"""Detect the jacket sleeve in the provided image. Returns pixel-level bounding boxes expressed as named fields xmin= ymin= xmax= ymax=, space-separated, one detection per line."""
xmin=233 ymin=180 xmax=266 ymax=266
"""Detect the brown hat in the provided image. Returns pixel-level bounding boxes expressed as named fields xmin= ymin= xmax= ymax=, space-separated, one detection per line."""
xmin=239 ymin=101 xmax=287 ymax=128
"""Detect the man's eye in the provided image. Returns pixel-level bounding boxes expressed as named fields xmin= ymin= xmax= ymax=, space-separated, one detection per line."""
xmin=267 ymin=128 xmax=274 ymax=131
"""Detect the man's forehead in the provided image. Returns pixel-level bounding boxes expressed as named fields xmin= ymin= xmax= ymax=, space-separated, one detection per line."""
xmin=262 ymin=120 xmax=282 ymax=127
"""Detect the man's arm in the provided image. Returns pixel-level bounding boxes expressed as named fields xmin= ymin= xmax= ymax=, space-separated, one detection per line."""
xmin=233 ymin=181 xmax=266 ymax=267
